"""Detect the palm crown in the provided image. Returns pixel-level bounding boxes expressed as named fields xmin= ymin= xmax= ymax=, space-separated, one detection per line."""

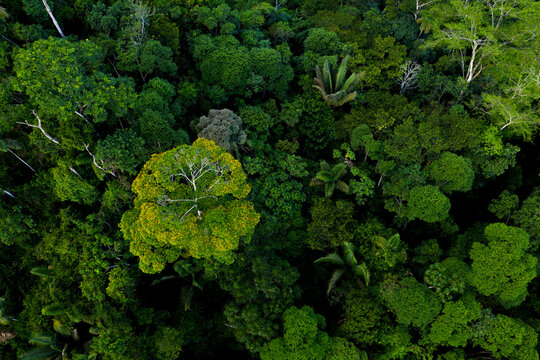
xmin=313 ymin=55 xmax=364 ymax=107
xmin=310 ymin=160 xmax=349 ymax=198
xmin=315 ymin=242 xmax=370 ymax=296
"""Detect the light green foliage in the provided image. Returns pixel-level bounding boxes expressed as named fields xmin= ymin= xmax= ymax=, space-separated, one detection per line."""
xmin=194 ymin=109 xmax=246 ymax=153
xmin=427 ymin=296 xmax=482 ymax=347
xmin=469 ymin=223 xmax=537 ymax=308
xmin=95 ymin=129 xmax=145 ymax=176
xmin=153 ymin=326 xmax=184 ymax=360
xmin=260 ymin=306 xmax=361 ymax=360
xmin=51 ymin=166 xmax=99 ymax=205
xmin=13 ymin=37 xmax=135 ymax=126
xmin=120 ymin=139 xmax=260 ymax=273
xmin=106 ymin=267 xmax=135 ymax=304
xmin=471 ymin=311 xmax=539 ymax=360
xmin=474 ymin=126 xmax=520 ymax=178
xmin=381 ymin=276 xmax=442 ymax=328
xmin=421 ymin=0 xmax=540 ymax=83
xmin=407 ymin=185 xmax=451 ymax=223
xmin=260 ymin=306 xmax=330 ymax=360
xmin=327 ymin=337 xmax=365 ymax=360
xmin=488 ymin=190 xmax=519 ymax=220
xmin=425 ymin=152 xmax=474 ymax=193
xmin=424 ymin=257 xmax=469 ymax=302
xmin=355 ymin=36 xmax=406 ymax=89
xmin=307 ymin=198 xmax=357 ymax=250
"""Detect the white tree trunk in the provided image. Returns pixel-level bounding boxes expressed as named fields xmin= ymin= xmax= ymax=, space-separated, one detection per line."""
xmin=42 ymin=0 xmax=65 ymax=38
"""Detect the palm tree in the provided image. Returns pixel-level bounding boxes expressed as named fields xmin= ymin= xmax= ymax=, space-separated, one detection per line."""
xmin=313 ymin=55 xmax=364 ymax=107
xmin=315 ymin=242 xmax=370 ymax=295
xmin=309 ymin=160 xmax=349 ymax=198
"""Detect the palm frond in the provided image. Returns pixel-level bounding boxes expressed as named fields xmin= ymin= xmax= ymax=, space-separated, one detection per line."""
xmin=309 ymin=178 xmax=325 ymax=187
xmin=388 ymin=233 xmax=400 ymax=248
xmin=315 ymin=171 xmax=332 ymax=182
xmin=354 ymin=263 xmax=370 ymax=287
xmin=323 ymin=60 xmax=333 ymax=92
xmin=336 ymin=180 xmax=350 ymax=194
xmin=315 ymin=65 xmax=324 ymax=85
xmin=342 ymin=72 xmax=359 ymax=92
xmin=343 ymin=242 xmax=357 ymax=266
xmin=336 ymin=91 xmax=357 ymax=106
xmin=315 ymin=253 xmax=345 ymax=266
xmin=335 ymin=55 xmax=350 ymax=91
xmin=327 ymin=268 xmax=345 ymax=295
xmin=31 ymin=267 xmax=53 ymax=278
xmin=0 ymin=6 xmax=8 ymax=21
xmin=324 ymin=182 xmax=336 ymax=198
xmin=320 ymin=160 xmax=331 ymax=172
xmin=22 ymin=347 xmax=58 ymax=360
xmin=29 ymin=333 xmax=55 ymax=346
xmin=331 ymin=163 xmax=348 ymax=178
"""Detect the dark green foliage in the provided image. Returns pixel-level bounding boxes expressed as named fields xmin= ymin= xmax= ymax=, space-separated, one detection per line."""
xmin=0 ymin=1 xmax=539 ymax=359
xmin=95 ymin=129 xmax=145 ymax=176
xmin=307 ymin=198 xmax=357 ymax=250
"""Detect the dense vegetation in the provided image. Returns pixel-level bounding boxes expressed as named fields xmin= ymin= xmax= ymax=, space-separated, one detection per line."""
xmin=0 ymin=0 xmax=539 ymax=359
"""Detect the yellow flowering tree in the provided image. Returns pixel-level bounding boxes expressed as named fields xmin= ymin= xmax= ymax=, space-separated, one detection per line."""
xmin=120 ymin=138 xmax=260 ymax=273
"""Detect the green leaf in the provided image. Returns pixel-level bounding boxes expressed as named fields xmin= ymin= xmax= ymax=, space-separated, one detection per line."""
xmin=30 ymin=267 xmax=53 ymax=278
xmin=327 ymin=269 xmax=345 ymax=295
xmin=22 ymin=348 xmax=58 ymax=360
xmin=315 ymin=253 xmax=345 ymax=266
xmin=354 ymin=263 xmax=370 ymax=287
